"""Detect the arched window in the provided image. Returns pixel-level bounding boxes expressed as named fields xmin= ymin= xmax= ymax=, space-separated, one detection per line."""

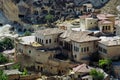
xmin=102 ymin=26 xmax=104 ymax=30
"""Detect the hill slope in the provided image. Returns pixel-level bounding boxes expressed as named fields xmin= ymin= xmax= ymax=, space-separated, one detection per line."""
xmin=101 ymin=0 xmax=120 ymax=14
xmin=1 ymin=0 xmax=20 ymax=22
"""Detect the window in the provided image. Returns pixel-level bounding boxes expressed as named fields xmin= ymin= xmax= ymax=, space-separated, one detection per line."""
xmin=106 ymin=26 xmax=107 ymax=30
xmin=74 ymin=46 xmax=79 ymax=52
xmin=76 ymin=47 xmax=79 ymax=52
xmin=46 ymin=40 xmax=48 ymax=44
xmin=84 ymin=47 xmax=86 ymax=52
xmin=36 ymin=37 xmax=37 ymax=41
xmin=87 ymin=47 xmax=89 ymax=52
xmin=74 ymin=55 xmax=77 ymax=58
xmin=103 ymin=48 xmax=107 ymax=54
xmin=102 ymin=26 xmax=105 ymax=30
xmin=42 ymin=40 xmax=43 ymax=43
xmin=29 ymin=50 xmax=31 ymax=54
xmin=49 ymin=39 xmax=51 ymax=43
xmin=108 ymin=26 xmax=110 ymax=30
xmin=81 ymin=48 xmax=83 ymax=52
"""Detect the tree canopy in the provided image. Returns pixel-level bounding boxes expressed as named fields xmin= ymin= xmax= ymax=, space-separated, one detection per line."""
xmin=23 ymin=31 xmax=31 ymax=36
xmin=0 ymin=70 xmax=8 ymax=80
xmin=0 ymin=37 xmax=14 ymax=52
xmin=99 ymin=59 xmax=112 ymax=68
xmin=45 ymin=14 xmax=54 ymax=22
xmin=99 ymin=59 xmax=112 ymax=74
xmin=90 ymin=69 xmax=104 ymax=80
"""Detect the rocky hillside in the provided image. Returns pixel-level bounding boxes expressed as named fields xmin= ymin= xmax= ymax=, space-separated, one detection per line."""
xmin=74 ymin=0 xmax=109 ymax=8
xmin=101 ymin=0 xmax=120 ymax=14
xmin=0 ymin=0 xmax=19 ymax=22
xmin=0 ymin=0 xmax=120 ymax=24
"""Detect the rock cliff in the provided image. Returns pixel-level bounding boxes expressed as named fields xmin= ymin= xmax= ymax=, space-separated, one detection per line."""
xmin=101 ymin=0 xmax=120 ymax=14
xmin=0 ymin=0 xmax=20 ymax=22
xmin=0 ymin=0 xmax=120 ymax=23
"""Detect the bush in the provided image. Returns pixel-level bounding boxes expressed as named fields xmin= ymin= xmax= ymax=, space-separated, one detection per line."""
xmin=90 ymin=69 xmax=104 ymax=80
xmin=23 ymin=31 xmax=31 ymax=36
xmin=12 ymin=63 xmax=21 ymax=70
xmin=0 ymin=37 xmax=14 ymax=52
xmin=0 ymin=53 xmax=8 ymax=64
xmin=22 ymin=68 xmax=28 ymax=76
xmin=0 ymin=70 xmax=8 ymax=80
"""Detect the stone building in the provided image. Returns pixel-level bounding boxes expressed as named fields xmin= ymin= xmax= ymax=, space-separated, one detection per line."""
xmin=80 ymin=15 xmax=98 ymax=30
xmin=15 ymin=36 xmax=71 ymax=75
xmin=98 ymin=20 xmax=114 ymax=34
xmin=15 ymin=28 xmax=101 ymax=75
xmin=98 ymin=37 xmax=120 ymax=59
xmin=97 ymin=14 xmax=115 ymax=34
xmin=35 ymin=28 xmax=64 ymax=48
xmin=59 ymin=30 xmax=100 ymax=63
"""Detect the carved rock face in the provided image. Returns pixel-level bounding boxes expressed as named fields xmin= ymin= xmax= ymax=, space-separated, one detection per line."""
xmin=74 ymin=0 xmax=109 ymax=8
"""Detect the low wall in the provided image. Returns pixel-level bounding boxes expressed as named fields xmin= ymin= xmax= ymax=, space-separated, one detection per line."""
xmin=0 ymin=62 xmax=15 ymax=69
xmin=20 ymin=74 xmax=41 ymax=80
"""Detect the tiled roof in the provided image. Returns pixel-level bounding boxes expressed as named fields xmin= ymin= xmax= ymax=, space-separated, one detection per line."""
xmin=73 ymin=64 xmax=94 ymax=73
xmin=60 ymin=30 xmax=100 ymax=42
xmin=97 ymin=14 xmax=115 ymax=20
xmin=99 ymin=20 xmax=112 ymax=24
xmin=36 ymin=28 xmax=64 ymax=36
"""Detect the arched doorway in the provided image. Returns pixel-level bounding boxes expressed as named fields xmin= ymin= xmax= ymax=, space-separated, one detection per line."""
xmin=23 ymin=29 xmax=27 ymax=32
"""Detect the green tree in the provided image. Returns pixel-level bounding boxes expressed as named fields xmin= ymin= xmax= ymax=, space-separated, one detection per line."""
xmin=99 ymin=59 xmax=112 ymax=74
xmin=23 ymin=31 xmax=31 ymax=36
xmin=90 ymin=69 xmax=104 ymax=80
xmin=0 ymin=53 xmax=8 ymax=64
xmin=0 ymin=70 xmax=8 ymax=80
xmin=2 ymin=37 xmax=14 ymax=50
xmin=99 ymin=59 xmax=111 ymax=67
xmin=45 ymin=13 xmax=54 ymax=27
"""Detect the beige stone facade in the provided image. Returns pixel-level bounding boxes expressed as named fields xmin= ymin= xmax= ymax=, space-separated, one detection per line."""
xmin=35 ymin=28 xmax=64 ymax=48
xmin=97 ymin=14 xmax=115 ymax=34
xmin=15 ymin=36 xmax=71 ymax=75
xmin=98 ymin=20 xmax=114 ymax=33
xmin=98 ymin=39 xmax=120 ymax=59
xmin=15 ymin=28 xmax=100 ymax=75
xmin=59 ymin=30 xmax=100 ymax=62
xmin=80 ymin=16 xmax=98 ymax=30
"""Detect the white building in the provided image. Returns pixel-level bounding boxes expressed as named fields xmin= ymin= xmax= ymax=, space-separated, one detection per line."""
xmin=35 ymin=28 xmax=64 ymax=48
xmin=80 ymin=15 xmax=98 ymax=30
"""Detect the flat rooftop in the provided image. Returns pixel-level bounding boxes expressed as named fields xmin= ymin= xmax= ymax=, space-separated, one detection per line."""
xmin=99 ymin=36 xmax=120 ymax=46
xmin=36 ymin=28 xmax=64 ymax=36
xmin=18 ymin=36 xmax=42 ymax=47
